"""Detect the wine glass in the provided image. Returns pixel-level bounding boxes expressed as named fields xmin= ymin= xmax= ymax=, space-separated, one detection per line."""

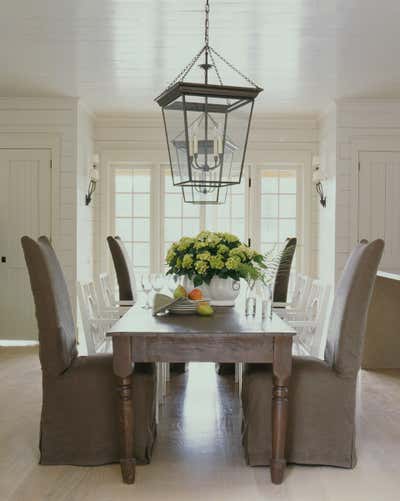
xmin=151 ymin=273 xmax=164 ymax=294
xmin=166 ymin=274 xmax=179 ymax=295
xmin=141 ymin=274 xmax=152 ymax=309
xmin=245 ymin=279 xmax=257 ymax=317
xmin=261 ymin=282 xmax=273 ymax=320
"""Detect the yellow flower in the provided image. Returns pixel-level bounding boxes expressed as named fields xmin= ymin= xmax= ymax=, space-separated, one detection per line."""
xmin=226 ymin=256 xmax=241 ymax=270
xmin=166 ymin=246 xmax=177 ymax=264
xmin=209 ymin=255 xmax=224 ymax=270
xmin=194 ymin=240 xmax=208 ymax=250
xmin=229 ymin=247 xmax=245 ymax=261
xmin=217 ymin=244 xmax=229 ymax=254
xmin=182 ymin=254 xmax=193 ymax=269
xmin=221 ymin=232 xmax=240 ymax=243
xmin=197 ymin=251 xmax=211 ymax=261
xmin=195 ymin=260 xmax=209 ymax=275
xmin=177 ymin=237 xmax=194 ymax=252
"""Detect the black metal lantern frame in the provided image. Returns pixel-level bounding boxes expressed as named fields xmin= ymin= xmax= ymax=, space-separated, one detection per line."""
xmin=155 ymin=0 xmax=263 ymax=204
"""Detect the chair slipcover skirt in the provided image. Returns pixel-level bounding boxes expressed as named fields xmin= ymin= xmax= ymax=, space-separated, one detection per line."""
xmin=40 ymin=355 xmax=157 ymax=466
xmin=241 ymin=358 xmax=357 ymax=468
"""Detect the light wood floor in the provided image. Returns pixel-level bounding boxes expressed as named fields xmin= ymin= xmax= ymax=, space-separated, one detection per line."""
xmin=1 ymin=347 xmax=400 ymax=501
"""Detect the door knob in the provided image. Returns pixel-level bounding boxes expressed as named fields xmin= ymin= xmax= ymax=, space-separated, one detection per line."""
xmin=1 ymin=257 xmax=6 ymax=263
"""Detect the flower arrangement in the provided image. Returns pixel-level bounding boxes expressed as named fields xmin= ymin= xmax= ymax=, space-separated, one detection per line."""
xmin=166 ymin=231 xmax=267 ymax=287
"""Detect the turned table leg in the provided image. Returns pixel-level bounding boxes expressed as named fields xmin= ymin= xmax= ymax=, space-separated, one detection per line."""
xmin=271 ymin=336 xmax=293 ymax=484
xmin=112 ymin=336 xmax=135 ymax=484
xmin=117 ymin=375 xmax=135 ymax=483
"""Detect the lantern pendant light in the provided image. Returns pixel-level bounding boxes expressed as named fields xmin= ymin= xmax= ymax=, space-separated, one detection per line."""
xmin=155 ymin=0 xmax=263 ymax=204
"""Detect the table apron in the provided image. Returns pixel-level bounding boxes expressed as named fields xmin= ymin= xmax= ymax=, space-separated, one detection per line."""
xmin=113 ymin=334 xmax=275 ymax=367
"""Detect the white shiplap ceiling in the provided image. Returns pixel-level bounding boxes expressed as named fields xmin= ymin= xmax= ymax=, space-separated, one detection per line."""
xmin=1 ymin=0 xmax=400 ymax=114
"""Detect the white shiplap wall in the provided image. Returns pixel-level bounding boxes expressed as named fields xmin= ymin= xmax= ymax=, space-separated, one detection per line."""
xmin=0 ymin=97 xmax=78 ymax=315
xmin=317 ymin=104 xmax=337 ymax=287
xmin=77 ymin=102 xmax=95 ymax=283
xmin=332 ymin=99 xmax=400 ymax=282
xmin=94 ymin=113 xmax=320 ymax=276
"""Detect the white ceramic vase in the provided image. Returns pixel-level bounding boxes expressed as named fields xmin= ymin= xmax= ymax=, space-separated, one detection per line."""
xmin=183 ymin=276 xmax=240 ymax=307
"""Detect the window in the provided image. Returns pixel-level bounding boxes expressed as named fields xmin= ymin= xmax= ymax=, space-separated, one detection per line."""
xmin=205 ymin=181 xmax=247 ymax=242
xmin=250 ymin=165 xmax=301 ymax=276
xmin=163 ymin=169 xmax=201 ymax=268
xmin=260 ymin=169 xmax=297 ymax=254
xmin=114 ymin=167 xmax=152 ymax=275
xmin=111 ymin=163 xmax=304 ymax=276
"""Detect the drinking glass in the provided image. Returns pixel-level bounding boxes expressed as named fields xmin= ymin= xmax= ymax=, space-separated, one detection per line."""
xmin=167 ymin=274 xmax=179 ymax=295
xmin=151 ymin=273 xmax=164 ymax=294
xmin=245 ymin=280 xmax=257 ymax=317
xmin=141 ymin=273 xmax=152 ymax=309
xmin=261 ymin=282 xmax=273 ymax=320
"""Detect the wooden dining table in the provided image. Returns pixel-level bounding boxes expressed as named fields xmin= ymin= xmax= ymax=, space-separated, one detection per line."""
xmin=107 ymin=304 xmax=295 ymax=485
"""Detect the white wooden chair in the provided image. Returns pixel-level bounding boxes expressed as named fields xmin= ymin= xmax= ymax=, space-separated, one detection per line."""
xmin=283 ymin=279 xmax=331 ymax=358
xmin=77 ymin=281 xmax=115 ymax=355
xmin=97 ymin=272 xmax=134 ymax=316
xmin=273 ymin=273 xmax=312 ymax=317
xmin=85 ymin=281 xmax=119 ymax=321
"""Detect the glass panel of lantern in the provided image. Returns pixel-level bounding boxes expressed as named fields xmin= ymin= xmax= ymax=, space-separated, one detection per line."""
xmin=161 ymin=86 xmax=255 ymax=190
xmin=181 ymin=185 xmax=228 ymax=205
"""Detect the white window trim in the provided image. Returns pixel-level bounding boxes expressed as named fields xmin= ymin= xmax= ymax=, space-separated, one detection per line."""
xmin=99 ymin=150 xmax=312 ymax=277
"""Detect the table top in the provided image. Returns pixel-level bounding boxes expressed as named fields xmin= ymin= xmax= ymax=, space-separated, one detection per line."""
xmin=107 ymin=305 xmax=295 ymax=338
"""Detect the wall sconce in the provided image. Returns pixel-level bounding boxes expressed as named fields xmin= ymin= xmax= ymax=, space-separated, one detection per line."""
xmin=312 ymin=155 xmax=327 ymax=208
xmin=85 ymin=154 xmax=100 ymax=206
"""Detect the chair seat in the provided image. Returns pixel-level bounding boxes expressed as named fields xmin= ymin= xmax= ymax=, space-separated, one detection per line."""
xmin=242 ymin=357 xmax=357 ymax=468
xmin=41 ymin=354 xmax=157 ymax=466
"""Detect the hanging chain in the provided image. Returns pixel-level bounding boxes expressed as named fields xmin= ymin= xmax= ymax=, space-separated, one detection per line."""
xmin=205 ymin=0 xmax=210 ymax=48
xmin=208 ymin=49 xmax=223 ymax=86
xmin=163 ymin=45 xmax=206 ymax=90
xmin=161 ymin=0 xmax=260 ymax=90
xmin=209 ymin=46 xmax=261 ymax=88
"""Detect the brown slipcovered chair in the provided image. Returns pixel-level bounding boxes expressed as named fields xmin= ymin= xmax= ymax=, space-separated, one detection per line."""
xmin=218 ymin=237 xmax=297 ymax=376
xmin=241 ymin=239 xmax=384 ymax=468
xmin=106 ymin=235 xmax=137 ymax=304
xmin=21 ymin=235 xmax=157 ymax=466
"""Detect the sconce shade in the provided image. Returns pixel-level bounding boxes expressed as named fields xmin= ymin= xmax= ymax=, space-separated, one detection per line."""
xmin=89 ymin=166 xmax=100 ymax=182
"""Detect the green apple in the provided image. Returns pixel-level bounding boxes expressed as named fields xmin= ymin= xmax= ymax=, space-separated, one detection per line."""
xmin=173 ymin=285 xmax=187 ymax=299
xmin=197 ymin=302 xmax=214 ymax=316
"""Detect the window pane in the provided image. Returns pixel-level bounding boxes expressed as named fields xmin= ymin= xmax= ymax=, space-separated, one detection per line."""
xmin=133 ymin=218 xmax=149 ymax=241
xmin=115 ymin=194 xmax=132 ymax=217
xmin=279 ymin=195 xmax=296 ymax=218
xmin=182 ymin=202 xmax=200 ymax=218
xmin=133 ymin=174 xmax=150 ymax=192
xmin=165 ymin=171 xmax=180 ymax=193
xmin=133 ymin=194 xmax=150 ymax=217
xmin=183 ymin=218 xmax=200 ymax=236
xmin=115 ymin=171 xmax=133 ymax=192
xmin=217 ymin=200 xmax=230 ymax=219
xmin=261 ymin=219 xmax=278 ymax=243
xmin=279 ymin=172 xmax=296 ymax=193
xmin=231 ymin=195 xmax=244 ymax=218
xmin=133 ymin=243 xmax=150 ymax=267
xmin=279 ymin=219 xmax=296 ymax=242
xmin=165 ymin=194 xmax=182 ymax=217
xmin=165 ymin=218 xmax=181 ymax=242
xmin=204 ymin=183 xmax=246 ymax=241
xmin=115 ymin=218 xmax=132 ymax=241
xmin=233 ymin=219 xmax=245 ymax=241
xmin=262 ymin=175 xmax=278 ymax=193
xmin=262 ymin=195 xmax=278 ymax=218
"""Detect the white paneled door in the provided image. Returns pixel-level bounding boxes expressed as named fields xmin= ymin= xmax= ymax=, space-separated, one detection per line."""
xmin=358 ymin=151 xmax=400 ymax=273
xmin=0 ymin=149 xmax=51 ymax=340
